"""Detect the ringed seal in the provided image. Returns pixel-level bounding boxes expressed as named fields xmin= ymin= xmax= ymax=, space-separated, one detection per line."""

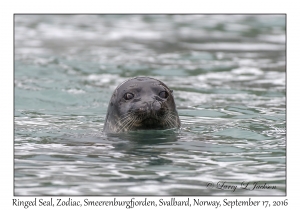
xmin=103 ymin=77 xmax=181 ymax=133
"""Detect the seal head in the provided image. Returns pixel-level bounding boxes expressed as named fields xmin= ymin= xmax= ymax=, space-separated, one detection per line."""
xmin=103 ymin=77 xmax=180 ymax=133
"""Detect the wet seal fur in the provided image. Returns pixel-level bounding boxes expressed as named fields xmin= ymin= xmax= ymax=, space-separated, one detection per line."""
xmin=103 ymin=77 xmax=181 ymax=133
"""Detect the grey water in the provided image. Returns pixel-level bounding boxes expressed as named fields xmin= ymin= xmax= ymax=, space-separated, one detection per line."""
xmin=14 ymin=15 xmax=286 ymax=196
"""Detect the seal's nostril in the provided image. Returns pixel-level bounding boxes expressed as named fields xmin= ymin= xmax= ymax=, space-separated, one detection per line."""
xmin=152 ymin=101 xmax=161 ymax=111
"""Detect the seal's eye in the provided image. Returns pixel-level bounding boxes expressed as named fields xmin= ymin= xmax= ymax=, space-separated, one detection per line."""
xmin=159 ymin=91 xmax=168 ymax=99
xmin=124 ymin=93 xmax=134 ymax=100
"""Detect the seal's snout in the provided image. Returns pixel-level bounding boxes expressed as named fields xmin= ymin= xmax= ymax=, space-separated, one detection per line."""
xmin=152 ymin=101 xmax=161 ymax=111
xmin=136 ymin=106 xmax=150 ymax=115
xmin=133 ymin=100 xmax=164 ymax=118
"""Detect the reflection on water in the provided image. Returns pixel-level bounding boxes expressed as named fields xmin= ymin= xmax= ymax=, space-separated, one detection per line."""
xmin=14 ymin=15 xmax=285 ymax=195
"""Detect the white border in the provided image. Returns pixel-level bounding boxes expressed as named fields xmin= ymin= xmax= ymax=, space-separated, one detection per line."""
xmin=2 ymin=0 xmax=296 ymax=209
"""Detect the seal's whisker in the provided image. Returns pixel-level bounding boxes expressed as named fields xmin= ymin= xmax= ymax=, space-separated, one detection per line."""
xmin=122 ymin=117 xmax=136 ymax=129
xmin=119 ymin=112 xmax=138 ymax=126
xmin=121 ymin=117 xmax=138 ymax=132
xmin=164 ymin=118 xmax=172 ymax=128
xmin=163 ymin=114 xmax=172 ymax=127
xmin=119 ymin=110 xmax=135 ymax=118
xmin=165 ymin=113 xmax=177 ymax=128
xmin=118 ymin=117 xmax=132 ymax=128
xmin=167 ymin=113 xmax=179 ymax=122
xmin=117 ymin=115 xmax=136 ymax=133
xmin=119 ymin=111 xmax=135 ymax=120
xmin=119 ymin=113 xmax=135 ymax=124
xmin=127 ymin=118 xmax=138 ymax=131
xmin=166 ymin=117 xmax=176 ymax=128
